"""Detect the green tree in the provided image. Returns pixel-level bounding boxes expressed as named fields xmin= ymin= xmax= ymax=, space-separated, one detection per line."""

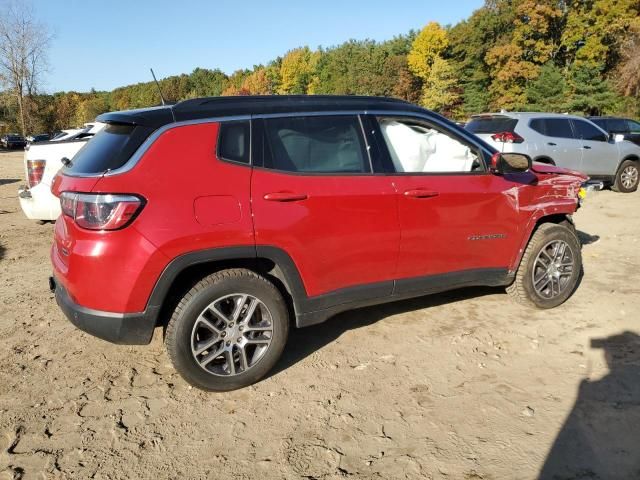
xmin=525 ymin=63 xmax=567 ymax=111
xmin=188 ymin=68 xmax=228 ymax=97
xmin=566 ymin=64 xmax=619 ymax=115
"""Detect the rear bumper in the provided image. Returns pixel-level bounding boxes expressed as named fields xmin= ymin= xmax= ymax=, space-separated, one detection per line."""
xmin=18 ymin=183 xmax=61 ymax=221
xmin=52 ymin=275 xmax=158 ymax=345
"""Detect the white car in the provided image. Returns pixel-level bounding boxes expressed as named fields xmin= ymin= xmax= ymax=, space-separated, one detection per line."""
xmin=18 ymin=123 xmax=105 ymax=221
xmin=465 ymin=112 xmax=640 ymax=192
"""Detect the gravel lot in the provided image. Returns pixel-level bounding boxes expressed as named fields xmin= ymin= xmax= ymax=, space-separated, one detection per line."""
xmin=1 ymin=150 xmax=639 ymax=479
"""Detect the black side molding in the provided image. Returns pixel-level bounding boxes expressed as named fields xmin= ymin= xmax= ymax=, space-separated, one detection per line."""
xmin=143 ymin=245 xmax=513 ymax=330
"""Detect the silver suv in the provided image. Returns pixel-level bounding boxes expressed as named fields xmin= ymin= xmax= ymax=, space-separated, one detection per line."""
xmin=466 ymin=112 xmax=640 ymax=193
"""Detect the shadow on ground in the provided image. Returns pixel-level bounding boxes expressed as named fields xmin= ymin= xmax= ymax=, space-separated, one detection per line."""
xmin=577 ymin=230 xmax=600 ymax=245
xmin=539 ymin=331 xmax=640 ymax=479
xmin=0 ymin=178 xmax=20 ymax=186
xmin=271 ymin=285 xmax=499 ymax=377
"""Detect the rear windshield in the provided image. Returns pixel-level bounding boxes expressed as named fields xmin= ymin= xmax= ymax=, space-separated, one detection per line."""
xmin=465 ymin=116 xmax=518 ymax=134
xmin=65 ymin=123 xmax=153 ymax=175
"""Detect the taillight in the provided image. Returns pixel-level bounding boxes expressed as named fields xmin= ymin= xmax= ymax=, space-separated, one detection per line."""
xmin=60 ymin=192 xmax=144 ymax=230
xmin=491 ymin=131 xmax=524 ymax=143
xmin=27 ymin=160 xmax=46 ymax=187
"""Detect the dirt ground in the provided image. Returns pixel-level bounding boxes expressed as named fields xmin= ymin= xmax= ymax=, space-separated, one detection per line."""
xmin=0 ymin=150 xmax=639 ymax=480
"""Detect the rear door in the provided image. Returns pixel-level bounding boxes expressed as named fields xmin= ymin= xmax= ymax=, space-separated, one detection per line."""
xmin=250 ymin=114 xmax=399 ymax=299
xmin=571 ymin=119 xmax=616 ymax=176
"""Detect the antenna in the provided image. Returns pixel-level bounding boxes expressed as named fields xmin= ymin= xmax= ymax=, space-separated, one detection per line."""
xmin=150 ymin=68 xmax=166 ymax=106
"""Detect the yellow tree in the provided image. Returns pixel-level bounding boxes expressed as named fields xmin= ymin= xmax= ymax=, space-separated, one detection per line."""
xmin=562 ymin=0 xmax=640 ymax=69
xmin=242 ymin=68 xmax=273 ymax=95
xmin=485 ymin=0 xmax=562 ymax=110
xmin=278 ymin=47 xmax=318 ymax=94
xmin=408 ymin=22 xmax=459 ymax=111
xmin=407 ymin=22 xmax=448 ymax=81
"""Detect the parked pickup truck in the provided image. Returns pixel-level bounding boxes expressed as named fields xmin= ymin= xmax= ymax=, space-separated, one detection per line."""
xmin=18 ymin=123 xmax=104 ymax=221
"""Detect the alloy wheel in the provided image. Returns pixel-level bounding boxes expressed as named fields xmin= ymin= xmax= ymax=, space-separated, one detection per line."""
xmin=191 ymin=293 xmax=274 ymax=376
xmin=621 ymin=165 xmax=639 ymax=190
xmin=532 ymin=240 xmax=575 ymax=299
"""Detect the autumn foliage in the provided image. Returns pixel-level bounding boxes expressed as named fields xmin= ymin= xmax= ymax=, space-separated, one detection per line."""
xmin=1 ymin=0 xmax=639 ymax=133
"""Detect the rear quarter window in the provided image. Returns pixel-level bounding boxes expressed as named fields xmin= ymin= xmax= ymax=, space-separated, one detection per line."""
xmin=217 ymin=121 xmax=250 ymax=164
xmin=65 ymin=124 xmax=154 ymax=175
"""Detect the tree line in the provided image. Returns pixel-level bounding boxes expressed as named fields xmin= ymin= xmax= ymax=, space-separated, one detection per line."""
xmin=1 ymin=0 xmax=639 ymax=135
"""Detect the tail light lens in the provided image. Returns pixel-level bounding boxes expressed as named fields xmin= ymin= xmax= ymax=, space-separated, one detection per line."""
xmin=60 ymin=192 xmax=144 ymax=230
xmin=27 ymin=160 xmax=46 ymax=187
xmin=491 ymin=131 xmax=524 ymax=143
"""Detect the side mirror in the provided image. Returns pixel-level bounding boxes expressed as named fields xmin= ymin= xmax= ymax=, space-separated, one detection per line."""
xmin=609 ymin=132 xmax=625 ymax=142
xmin=490 ymin=152 xmax=532 ymax=174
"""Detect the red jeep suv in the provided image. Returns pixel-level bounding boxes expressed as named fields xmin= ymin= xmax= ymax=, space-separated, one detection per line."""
xmin=51 ymin=96 xmax=587 ymax=391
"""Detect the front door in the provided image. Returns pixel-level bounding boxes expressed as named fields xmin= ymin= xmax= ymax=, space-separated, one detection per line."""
xmin=371 ymin=115 xmax=526 ymax=284
xmin=571 ymin=118 xmax=616 ymax=176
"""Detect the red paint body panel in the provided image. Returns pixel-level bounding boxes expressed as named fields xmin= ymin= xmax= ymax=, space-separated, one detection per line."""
xmin=52 ymin=215 xmax=170 ymax=311
xmin=52 ymin=122 xmax=254 ymax=313
xmin=51 ymin=118 xmax=585 ymax=318
xmin=251 ymin=169 xmax=399 ymax=297
xmin=393 ymin=169 xmax=584 ymax=279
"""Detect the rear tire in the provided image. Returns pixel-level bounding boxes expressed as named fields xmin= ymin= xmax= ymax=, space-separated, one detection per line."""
xmin=507 ymin=223 xmax=582 ymax=309
xmin=165 ymin=268 xmax=289 ymax=391
xmin=612 ymin=159 xmax=639 ymax=193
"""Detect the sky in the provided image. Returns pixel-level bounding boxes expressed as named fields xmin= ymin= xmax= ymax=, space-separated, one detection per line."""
xmin=32 ymin=0 xmax=484 ymax=93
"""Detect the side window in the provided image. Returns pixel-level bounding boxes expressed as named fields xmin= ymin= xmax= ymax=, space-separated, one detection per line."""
xmin=377 ymin=117 xmax=482 ymax=173
xmin=573 ymin=120 xmax=608 ymax=142
xmin=607 ymin=118 xmax=628 ymax=133
xmin=218 ymin=121 xmax=250 ymax=164
xmin=627 ymin=120 xmax=640 ymax=134
xmin=544 ymin=119 xmax=574 ymax=139
xmin=262 ymin=115 xmax=369 ymax=173
xmin=529 ymin=118 xmax=547 ymax=135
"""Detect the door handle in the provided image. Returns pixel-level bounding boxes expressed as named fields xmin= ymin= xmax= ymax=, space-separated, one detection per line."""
xmin=263 ymin=192 xmax=308 ymax=202
xmin=403 ymin=189 xmax=439 ymax=198
xmin=581 ymin=145 xmax=592 ymax=149
xmin=547 ymin=142 xmax=557 ymax=146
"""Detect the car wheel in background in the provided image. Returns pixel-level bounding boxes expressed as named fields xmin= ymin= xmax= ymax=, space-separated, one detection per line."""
xmin=612 ymin=159 xmax=639 ymax=193
xmin=507 ymin=223 xmax=582 ymax=309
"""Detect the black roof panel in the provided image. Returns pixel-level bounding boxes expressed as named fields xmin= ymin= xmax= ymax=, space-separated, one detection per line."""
xmin=97 ymin=95 xmax=425 ymax=129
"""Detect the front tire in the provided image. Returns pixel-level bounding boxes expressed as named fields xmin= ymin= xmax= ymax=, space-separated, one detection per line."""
xmin=612 ymin=159 xmax=639 ymax=193
xmin=507 ymin=223 xmax=582 ymax=309
xmin=165 ymin=268 xmax=289 ymax=391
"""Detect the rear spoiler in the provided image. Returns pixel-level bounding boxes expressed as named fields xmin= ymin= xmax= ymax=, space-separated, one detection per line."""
xmin=97 ymin=105 xmax=175 ymax=129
